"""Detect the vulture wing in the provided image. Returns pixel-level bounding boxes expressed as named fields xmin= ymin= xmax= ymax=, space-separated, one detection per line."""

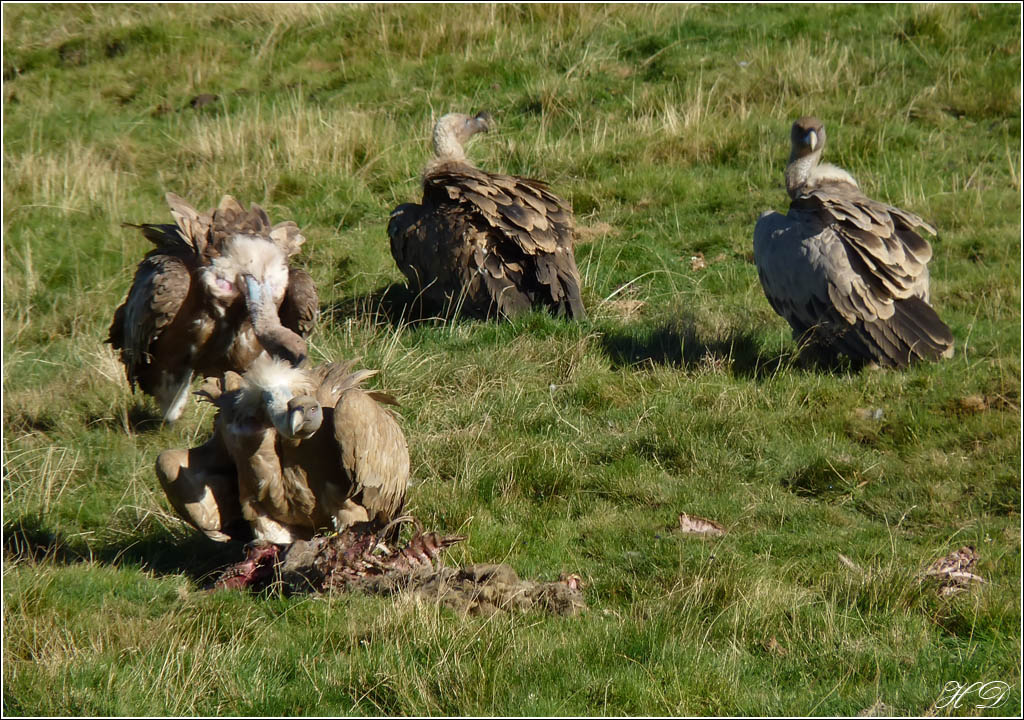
xmin=280 ymin=267 xmax=319 ymax=338
xmin=754 ymin=191 xmax=954 ymax=368
xmin=108 ymin=251 xmax=194 ymax=390
xmin=791 ymin=182 xmax=935 ymax=303
xmin=304 ymin=362 xmax=408 ymax=529
xmin=269 ymin=220 xmax=307 ymax=258
xmin=165 ymin=192 xmax=214 ymax=257
xmin=120 ymin=193 xmax=211 ymax=257
xmin=331 ymin=386 xmax=410 ymax=528
xmin=418 ymin=166 xmax=586 ymax=319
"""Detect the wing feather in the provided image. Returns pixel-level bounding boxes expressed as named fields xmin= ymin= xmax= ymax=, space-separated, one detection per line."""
xmin=394 ymin=162 xmax=585 ymax=319
xmin=280 ymin=267 xmax=319 ymax=338
xmin=332 ymin=388 xmax=410 ymax=526
xmin=754 ymin=182 xmax=953 ymax=367
xmin=108 ymin=252 xmax=193 ymax=389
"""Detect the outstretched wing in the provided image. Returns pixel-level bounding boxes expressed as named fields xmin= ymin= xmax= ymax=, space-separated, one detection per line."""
xmin=121 ymin=192 xmax=211 ymax=258
xmin=108 ymin=251 xmax=193 ymax=388
xmin=423 ymin=166 xmax=586 ymax=319
xmin=332 ymin=387 xmax=410 ymax=527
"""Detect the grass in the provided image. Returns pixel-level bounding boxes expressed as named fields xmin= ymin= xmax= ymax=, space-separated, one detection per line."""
xmin=2 ymin=3 xmax=1021 ymax=716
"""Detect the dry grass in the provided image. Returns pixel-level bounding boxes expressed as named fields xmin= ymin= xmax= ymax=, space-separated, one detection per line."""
xmin=3 ymin=2 xmax=1020 ymax=716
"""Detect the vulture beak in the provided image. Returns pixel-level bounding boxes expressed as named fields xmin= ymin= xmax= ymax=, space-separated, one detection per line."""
xmin=242 ymin=273 xmax=265 ymax=306
xmin=805 ymin=129 xmax=818 ymax=152
xmin=473 ymin=111 xmax=494 ymax=134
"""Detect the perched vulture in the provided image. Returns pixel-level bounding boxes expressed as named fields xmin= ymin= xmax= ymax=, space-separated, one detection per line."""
xmin=388 ymin=111 xmax=586 ymax=320
xmin=155 ymin=356 xmax=410 ymax=545
xmin=753 ymin=116 xmax=954 ymax=368
xmin=108 ymin=193 xmax=319 ymax=422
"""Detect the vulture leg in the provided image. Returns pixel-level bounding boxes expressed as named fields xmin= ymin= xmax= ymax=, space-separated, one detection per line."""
xmin=331 ymin=498 xmax=371 ymax=531
xmin=155 ymin=434 xmax=249 ymax=543
xmin=245 ymin=513 xmax=304 ymax=545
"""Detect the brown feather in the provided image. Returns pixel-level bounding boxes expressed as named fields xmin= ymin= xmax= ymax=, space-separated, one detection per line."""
xmin=108 ymin=193 xmax=319 ymax=421
xmin=388 ymin=114 xmax=586 ymax=320
xmin=754 ymin=118 xmax=953 ymax=367
xmin=159 ymin=359 xmax=411 ymax=545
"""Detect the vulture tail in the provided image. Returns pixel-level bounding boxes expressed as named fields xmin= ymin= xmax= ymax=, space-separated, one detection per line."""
xmin=862 ymin=296 xmax=954 ymax=367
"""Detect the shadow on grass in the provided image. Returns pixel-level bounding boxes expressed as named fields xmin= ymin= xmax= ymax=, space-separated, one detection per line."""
xmin=2 ymin=512 xmax=243 ymax=586
xmin=324 ymin=282 xmax=512 ymax=330
xmin=598 ymin=317 xmax=859 ymax=379
xmin=324 ymin=282 xmax=435 ymax=329
xmin=321 ymin=282 xmax=413 ymax=329
xmin=83 ymin=403 xmax=166 ymax=435
xmin=122 ymin=403 xmax=165 ymax=433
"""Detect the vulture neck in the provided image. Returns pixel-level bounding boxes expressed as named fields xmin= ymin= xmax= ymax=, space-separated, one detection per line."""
xmin=426 ymin=127 xmax=472 ymax=176
xmin=244 ymin=290 xmax=307 ymax=367
xmin=785 ymin=150 xmax=821 ymax=198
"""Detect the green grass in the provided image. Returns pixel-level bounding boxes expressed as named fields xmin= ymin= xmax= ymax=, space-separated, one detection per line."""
xmin=3 ymin=3 xmax=1021 ymax=716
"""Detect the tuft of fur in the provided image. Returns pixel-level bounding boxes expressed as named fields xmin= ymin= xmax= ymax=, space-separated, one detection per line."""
xmin=243 ymin=355 xmax=316 ymax=398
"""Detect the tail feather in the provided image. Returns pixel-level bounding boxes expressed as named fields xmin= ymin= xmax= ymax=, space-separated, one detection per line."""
xmin=862 ymin=295 xmax=954 ymax=367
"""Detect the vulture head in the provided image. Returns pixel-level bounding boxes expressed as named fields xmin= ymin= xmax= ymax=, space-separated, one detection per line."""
xmin=201 ymin=234 xmax=290 ymax=308
xmin=789 ymin=116 xmax=825 ymax=163
xmin=200 ymin=233 xmax=308 ymax=366
xmin=431 ymin=111 xmax=494 ymax=163
xmin=784 ymin=116 xmax=858 ymax=198
xmin=231 ymin=355 xmax=322 ymax=440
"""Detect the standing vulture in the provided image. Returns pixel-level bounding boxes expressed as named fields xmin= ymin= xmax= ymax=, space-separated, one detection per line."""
xmin=155 ymin=356 xmax=410 ymax=545
xmin=108 ymin=193 xmax=319 ymax=422
xmin=388 ymin=111 xmax=586 ymax=320
xmin=753 ymin=116 xmax=954 ymax=368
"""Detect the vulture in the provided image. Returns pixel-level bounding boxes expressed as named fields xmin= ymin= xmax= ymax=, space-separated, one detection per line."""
xmin=108 ymin=193 xmax=319 ymax=422
xmin=753 ymin=116 xmax=954 ymax=368
xmin=388 ymin=111 xmax=586 ymax=320
xmin=155 ymin=355 xmax=410 ymax=546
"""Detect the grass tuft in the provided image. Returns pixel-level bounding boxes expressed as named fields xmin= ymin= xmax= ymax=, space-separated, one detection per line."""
xmin=3 ymin=3 xmax=1020 ymax=717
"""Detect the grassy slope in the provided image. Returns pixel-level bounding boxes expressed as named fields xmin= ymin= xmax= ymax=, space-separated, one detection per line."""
xmin=2 ymin=3 xmax=1020 ymax=716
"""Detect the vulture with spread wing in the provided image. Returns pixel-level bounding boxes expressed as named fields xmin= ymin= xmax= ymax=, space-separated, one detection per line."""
xmin=155 ymin=356 xmax=410 ymax=545
xmin=388 ymin=111 xmax=586 ymax=320
xmin=753 ymin=117 xmax=954 ymax=368
xmin=108 ymin=193 xmax=319 ymax=422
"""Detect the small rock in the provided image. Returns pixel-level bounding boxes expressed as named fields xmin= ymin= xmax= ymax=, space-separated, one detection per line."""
xmin=188 ymin=93 xmax=219 ymax=109
xmin=853 ymin=407 xmax=884 ymax=421
xmin=677 ymin=513 xmax=726 ymax=537
xmin=959 ymin=395 xmax=988 ymax=413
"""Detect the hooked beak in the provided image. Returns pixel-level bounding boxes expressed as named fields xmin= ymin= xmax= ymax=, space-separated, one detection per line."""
xmin=285 ymin=396 xmax=322 ymax=439
xmin=473 ymin=111 xmax=494 ymax=134
xmin=805 ymin=129 xmax=818 ymax=152
xmin=290 ymin=410 xmax=304 ymax=436
xmin=242 ymin=273 xmax=307 ymax=368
